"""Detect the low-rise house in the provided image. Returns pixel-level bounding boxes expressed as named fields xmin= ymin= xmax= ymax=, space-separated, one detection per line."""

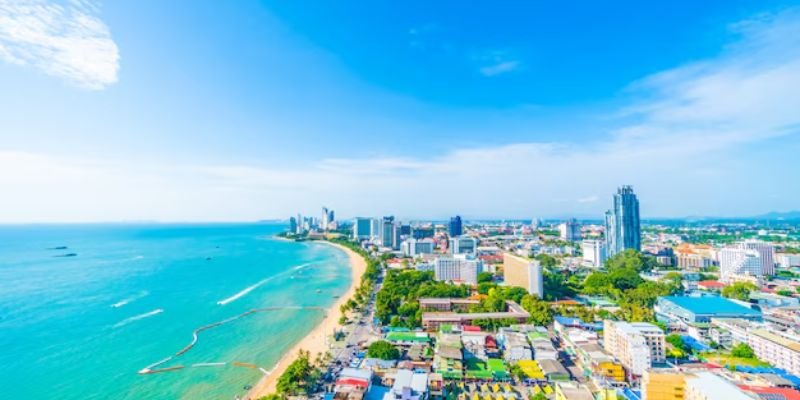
xmin=383 ymin=369 xmax=429 ymax=400
xmin=335 ymin=368 xmax=374 ymax=400
xmin=555 ymin=382 xmax=595 ymax=400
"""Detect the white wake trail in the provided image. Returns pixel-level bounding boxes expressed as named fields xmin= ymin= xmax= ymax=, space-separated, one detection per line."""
xmin=113 ymin=309 xmax=163 ymax=328
xmin=216 ymin=262 xmax=314 ymax=306
xmin=111 ymin=291 xmax=149 ymax=308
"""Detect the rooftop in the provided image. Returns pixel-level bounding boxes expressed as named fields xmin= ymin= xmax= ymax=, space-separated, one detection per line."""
xmin=660 ymin=296 xmax=762 ymax=316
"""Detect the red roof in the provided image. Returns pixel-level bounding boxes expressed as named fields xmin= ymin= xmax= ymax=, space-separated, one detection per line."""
xmin=336 ymin=378 xmax=369 ymax=389
xmin=739 ymin=386 xmax=800 ymax=400
xmin=463 ymin=325 xmax=481 ymax=332
xmin=699 ymin=280 xmax=726 ymax=288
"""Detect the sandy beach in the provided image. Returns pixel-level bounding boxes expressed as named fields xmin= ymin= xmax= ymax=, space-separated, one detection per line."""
xmin=247 ymin=241 xmax=366 ymax=399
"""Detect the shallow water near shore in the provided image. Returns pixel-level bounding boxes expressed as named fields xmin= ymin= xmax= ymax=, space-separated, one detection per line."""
xmin=0 ymin=223 xmax=351 ymax=400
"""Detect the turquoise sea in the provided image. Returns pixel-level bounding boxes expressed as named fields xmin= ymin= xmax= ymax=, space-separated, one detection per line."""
xmin=0 ymin=223 xmax=351 ymax=400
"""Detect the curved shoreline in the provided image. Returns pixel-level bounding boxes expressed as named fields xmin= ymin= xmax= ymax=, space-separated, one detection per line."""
xmin=246 ymin=240 xmax=366 ymax=399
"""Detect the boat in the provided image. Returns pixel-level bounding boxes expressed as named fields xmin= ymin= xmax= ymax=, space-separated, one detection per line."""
xmin=316 ymin=289 xmax=322 ymax=293
xmin=54 ymin=253 xmax=78 ymax=257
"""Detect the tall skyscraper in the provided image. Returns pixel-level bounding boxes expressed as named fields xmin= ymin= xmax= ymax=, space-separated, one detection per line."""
xmin=448 ymin=215 xmax=463 ymax=237
xmin=289 ymin=216 xmax=297 ymax=234
xmin=605 ymin=185 xmax=641 ymax=258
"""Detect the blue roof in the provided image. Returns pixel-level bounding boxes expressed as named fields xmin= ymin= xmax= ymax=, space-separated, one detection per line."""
xmin=660 ymin=296 xmax=761 ymax=316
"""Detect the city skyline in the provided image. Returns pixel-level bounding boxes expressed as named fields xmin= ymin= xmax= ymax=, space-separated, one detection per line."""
xmin=2 ymin=1 xmax=800 ymax=222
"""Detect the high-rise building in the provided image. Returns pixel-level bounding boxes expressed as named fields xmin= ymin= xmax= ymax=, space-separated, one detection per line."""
xmin=327 ymin=209 xmax=335 ymax=229
xmin=296 ymin=213 xmax=304 ymax=234
xmin=321 ymin=207 xmax=330 ymax=230
xmin=433 ymin=255 xmax=482 ymax=284
xmin=719 ymin=247 xmax=762 ymax=283
xmin=370 ymin=218 xmax=381 ymax=240
xmin=740 ymin=240 xmax=775 ymax=276
xmin=402 ymin=238 xmax=435 ymax=257
xmin=582 ymin=240 xmax=606 ymax=268
xmin=559 ymin=218 xmax=581 ymax=242
xmin=448 ymin=216 xmax=463 ymax=237
xmin=503 ymin=253 xmax=544 ymax=298
xmin=605 ymin=185 xmax=641 ymax=258
xmin=449 ymin=236 xmax=478 ymax=255
xmin=379 ymin=216 xmax=397 ymax=249
xmin=289 ymin=216 xmax=297 ymax=234
xmin=353 ymin=217 xmax=373 ymax=240
xmin=603 ymin=320 xmax=665 ymax=376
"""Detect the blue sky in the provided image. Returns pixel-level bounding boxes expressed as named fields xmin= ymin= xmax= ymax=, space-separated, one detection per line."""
xmin=1 ymin=0 xmax=799 ymax=222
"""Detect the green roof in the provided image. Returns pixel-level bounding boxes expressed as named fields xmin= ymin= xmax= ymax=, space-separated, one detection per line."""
xmin=386 ymin=332 xmax=430 ymax=342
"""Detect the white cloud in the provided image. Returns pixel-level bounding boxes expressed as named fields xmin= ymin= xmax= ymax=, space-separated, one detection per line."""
xmin=577 ymin=196 xmax=598 ymax=204
xmin=0 ymin=0 xmax=119 ymax=90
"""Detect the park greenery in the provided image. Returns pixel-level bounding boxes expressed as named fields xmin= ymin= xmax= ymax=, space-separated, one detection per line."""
xmin=721 ymin=282 xmax=758 ymax=301
xmin=367 ymin=340 xmax=401 ymax=360
xmin=666 ymin=334 xmax=690 ymax=358
xmin=731 ymin=343 xmax=756 ymax=359
xmin=580 ymin=250 xmax=680 ymax=322
xmin=376 ymin=269 xmax=471 ymax=328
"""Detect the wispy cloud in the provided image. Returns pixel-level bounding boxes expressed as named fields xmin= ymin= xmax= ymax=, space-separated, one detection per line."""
xmin=474 ymin=50 xmax=522 ymax=76
xmin=577 ymin=195 xmax=598 ymax=204
xmin=0 ymin=0 xmax=119 ymax=90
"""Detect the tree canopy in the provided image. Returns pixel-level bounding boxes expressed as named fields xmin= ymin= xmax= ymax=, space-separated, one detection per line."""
xmin=722 ymin=282 xmax=758 ymax=301
xmin=367 ymin=340 xmax=400 ymax=360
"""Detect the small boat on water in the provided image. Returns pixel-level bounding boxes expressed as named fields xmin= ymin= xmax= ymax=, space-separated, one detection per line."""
xmin=47 ymin=246 xmax=68 ymax=250
xmin=54 ymin=253 xmax=78 ymax=257
xmin=316 ymin=289 xmax=322 ymax=293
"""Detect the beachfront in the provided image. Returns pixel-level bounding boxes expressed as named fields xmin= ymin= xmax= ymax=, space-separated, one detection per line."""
xmin=247 ymin=241 xmax=367 ymax=399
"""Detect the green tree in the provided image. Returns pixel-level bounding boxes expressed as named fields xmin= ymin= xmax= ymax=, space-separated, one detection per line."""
xmin=722 ymin=282 xmax=758 ymax=301
xmin=367 ymin=340 xmax=401 ymax=360
xmin=520 ymin=295 xmax=554 ymax=326
xmin=276 ymin=350 xmax=318 ymax=395
xmin=478 ymin=271 xmax=494 ymax=283
xmin=731 ymin=343 xmax=755 ymax=359
xmin=535 ymin=254 xmax=558 ymax=269
xmin=604 ymin=249 xmax=657 ymax=272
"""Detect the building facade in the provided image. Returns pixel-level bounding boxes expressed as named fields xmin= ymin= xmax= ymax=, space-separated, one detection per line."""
xmin=719 ymin=247 xmax=762 ymax=283
xmin=433 ymin=256 xmax=482 ymax=284
xmin=582 ymin=240 xmax=607 ymax=268
xmin=448 ymin=216 xmax=463 ymax=237
xmin=402 ymin=238 xmax=435 ymax=257
xmin=353 ymin=217 xmax=373 ymax=240
xmin=603 ymin=320 xmax=665 ymax=376
xmin=560 ymin=218 xmax=582 ymax=242
xmin=449 ymin=236 xmax=478 ymax=255
xmin=740 ymin=240 xmax=775 ymax=276
xmin=503 ymin=253 xmax=544 ymax=298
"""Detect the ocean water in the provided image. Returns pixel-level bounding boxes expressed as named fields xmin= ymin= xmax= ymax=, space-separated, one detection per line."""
xmin=0 ymin=223 xmax=351 ymax=400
